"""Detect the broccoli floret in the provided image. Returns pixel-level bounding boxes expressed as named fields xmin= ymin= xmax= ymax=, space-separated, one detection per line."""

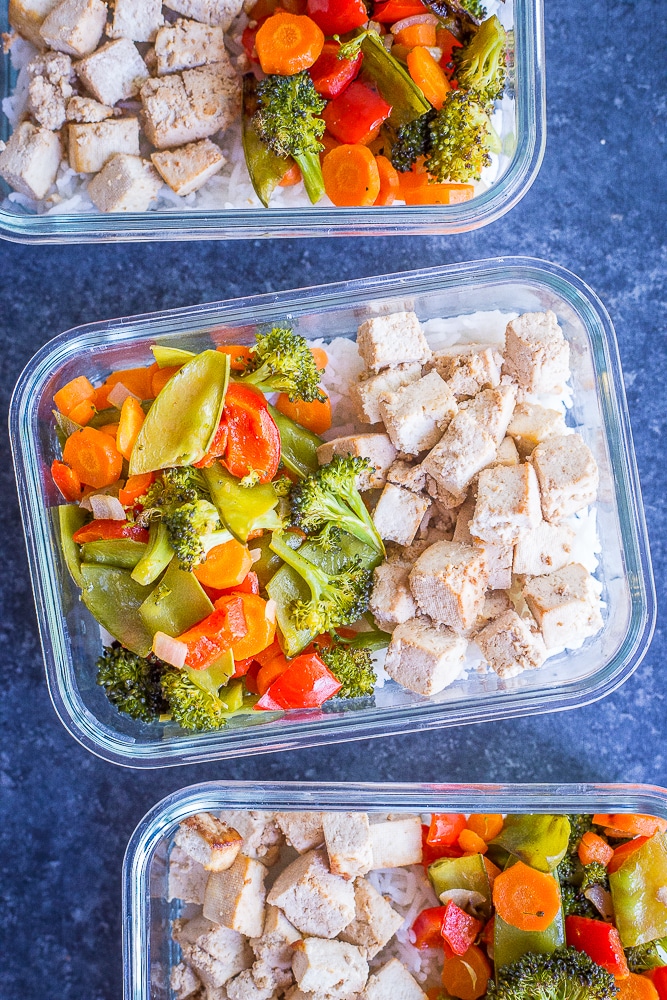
xmin=164 ymin=498 xmax=228 ymax=571
xmin=96 ymin=643 xmax=168 ymax=723
xmin=452 ymin=14 xmax=506 ymax=111
xmin=566 ymin=814 xmax=595 ymax=853
xmin=486 ymin=947 xmax=619 ymax=1000
xmin=460 ymin=0 xmax=487 ymax=17
xmin=561 ymin=884 xmax=600 ymax=920
xmin=270 ymin=531 xmax=372 ymax=635
xmin=289 ymin=455 xmax=385 ymax=556
xmin=580 ymin=862 xmax=610 ymax=894
xmin=160 ymin=669 xmax=233 ymax=732
xmin=239 ymin=327 xmax=326 ymax=403
xmin=626 ymin=936 xmax=667 ymax=973
xmin=391 ymin=111 xmax=433 ymax=173
xmin=319 ymin=644 xmax=376 ymax=699
xmin=253 ymin=72 xmax=326 ymax=204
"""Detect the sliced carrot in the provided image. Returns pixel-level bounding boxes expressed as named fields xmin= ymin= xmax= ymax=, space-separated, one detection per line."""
xmin=216 ymin=345 xmax=254 ymax=371
xmin=616 ymin=973 xmax=660 ymax=1000
xmin=608 ymin=837 xmax=651 ymax=874
xmin=399 ymin=173 xmax=475 ymax=205
xmin=51 ymin=459 xmax=83 ymax=501
xmin=54 ymin=375 xmax=95 ymax=416
xmin=482 ymin=856 xmax=501 ymax=886
xmin=99 ymin=422 xmax=119 ymax=438
xmin=275 ymin=389 xmax=332 ymax=435
xmin=279 ymin=160 xmax=302 ymax=186
xmin=466 ymin=814 xmax=504 ymax=842
xmin=407 ymin=46 xmax=451 ymax=109
xmin=68 ymin=398 xmax=97 ymax=426
xmin=151 ymin=364 xmax=182 ymax=397
xmin=119 ymin=472 xmax=155 ymax=507
xmin=319 ymin=132 xmax=341 ymax=160
xmin=374 ymin=154 xmax=400 ymax=206
xmin=578 ymin=831 xmax=614 ymax=868
xmin=458 ymin=829 xmax=488 ymax=855
xmin=215 ymin=593 xmax=276 ymax=661
xmin=257 ymin=653 xmax=291 ymax=695
xmin=62 ymin=426 xmax=124 ymax=489
xmin=194 ymin=539 xmax=254 ymax=590
xmin=255 ymin=11 xmax=324 ymax=75
xmin=594 ymin=814 xmax=667 ymax=838
xmin=254 ymin=637 xmax=283 ymax=668
xmin=394 ymin=22 xmax=437 ymax=48
xmin=492 ymin=861 xmax=561 ymax=933
xmin=310 ymin=346 xmax=328 ymax=370
xmin=116 ymin=396 xmax=145 ymax=461
xmin=441 ymin=944 xmax=491 ymax=1000
xmin=95 ymin=366 xmax=154 ymax=409
xmin=322 ymin=144 xmax=381 ymax=207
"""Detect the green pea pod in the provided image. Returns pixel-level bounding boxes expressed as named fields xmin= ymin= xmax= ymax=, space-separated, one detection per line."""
xmin=186 ymin=650 xmax=235 ymax=698
xmin=610 ymin=832 xmax=667 ymax=947
xmin=489 ymin=814 xmax=570 ymax=873
xmin=242 ymin=74 xmax=291 ymax=209
xmin=219 ymin=678 xmax=245 ymax=713
xmin=80 ymin=539 xmax=147 ymax=569
xmin=494 ymin=906 xmax=565 ymax=969
xmin=203 ymin=462 xmax=281 ymax=543
xmin=79 ymin=563 xmax=154 ymax=656
xmin=139 ymin=560 xmax=213 ymax=637
xmin=251 ymin=532 xmax=285 ymax=589
xmin=53 ymin=409 xmax=82 ymax=448
xmin=129 ymin=350 xmax=230 ymax=475
xmin=89 ymin=407 xmax=121 ymax=428
xmin=58 ymin=504 xmax=88 ymax=587
xmin=428 ymin=854 xmax=493 ymax=917
xmin=268 ymin=404 xmax=322 ymax=478
xmin=151 ymin=345 xmax=196 ymax=369
xmin=360 ymin=31 xmax=431 ymax=130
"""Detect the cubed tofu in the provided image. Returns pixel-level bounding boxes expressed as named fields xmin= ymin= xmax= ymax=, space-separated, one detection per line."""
xmin=140 ymin=59 xmax=240 ymax=149
xmin=275 ymin=813 xmax=324 ymax=854
xmin=323 ymin=812 xmax=373 ymax=881
xmin=66 ymin=95 xmax=114 ymax=121
xmin=502 ymin=310 xmax=570 ymax=395
xmin=507 ymin=402 xmax=567 ymax=458
xmin=409 ymin=540 xmax=488 ymax=631
xmin=217 ymin=811 xmax=283 ymax=866
xmin=353 ymin=363 xmax=422 ymax=425
xmin=386 ymin=459 xmax=426 ymax=493
xmin=170 ymin=961 xmax=202 ymax=1000
xmin=383 ymin=617 xmax=468 ymax=696
xmin=176 ymin=917 xmax=253 ymax=990
xmin=108 ymin=0 xmax=162 ymax=40
xmin=472 ymin=590 xmax=512 ymax=633
xmin=523 ymin=563 xmax=603 ymax=650
xmin=226 ymin=970 xmax=277 ymax=1000
xmin=151 ymin=137 xmax=225 ymax=195
xmin=369 ymin=559 xmax=419 ymax=631
xmin=428 ymin=344 xmax=502 ymax=400
xmin=360 ymin=958 xmax=427 ymax=1000
xmin=425 ymin=474 xmax=468 ymax=510
xmin=475 ymin=608 xmax=547 ymax=678
xmin=0 ymin=121 xmax=61 ymax=199
xmin=421 ymin=409 xmax=497 ymax=499
xmin=164 ymin=0 xmax=245 ymax=30
xmin=531 ymin=433 xmax=599 ymax=522
xmin=155 ymin=17 xmax=226 ymax=74
xmin=513 ymin=520 xmax=575 ymax=576
xmin=174 ymin=812 xmax=243 ymax=872
xmin=167 ymin=844 xmax=209 ymax=903
xmin=9 ymin=0 xmax=59 ymax=47
xmin=454 ymin=498 xmax=512 ymax=592
xmin=339 ymin=877 xmax=404 ymax=958
xmin=76 ymin=39 xmax=149 ymax=107
xmin=39 ymin=0 xmax=107 ymax=56
xmin=369 ymin=814 xmax=423 ymax=868
xmin=495 ymin=435 xmax=520 ymax=466
xmin=250 ymin=907 xmax=301 ymax=992
xmin=464 ymin=384 xmax=517 ymax=447
xmin=27 ymin=51 xmax=73 ymax=130
xmin=266 ymin=849 xmax=356 ymax=939
xmin=292 ymin=938 xmax=368 ymax=1000
xmin=378 ymin=371 xmax=457 ymax=455
xmin=67 ymin=118 xmax=140 ymax=173
xmin=316 ymin=434 xmax=397 ymax=490
xmin=203 ymin=853 xmax=267 ymax=938
xmin=470 ymin=463 xmax=542 ymax=546
xmin=372 ymin=483 xmax=431 ymax=547
xmin=356 ymin=312 xmax=432 ymax=372
xmin=88 ymin=154 xmax=162 ymax=211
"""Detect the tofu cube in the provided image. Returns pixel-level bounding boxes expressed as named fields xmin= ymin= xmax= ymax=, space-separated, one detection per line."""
xmin=151 ymin=138 xmax=225 ymax=195
xmin=39 ymin=0 xmax=107 ymax=56
xmin=67 ymin=118 xmax=140 ymax=173
xmin=66 ymin=95 xmax=114 ymax=121
xmin=27 ymin=51 xmax=73 ymax=130
xmin=316 ymin=433 xmax=397 ymax=490
xmin=339 ymin=877 xmax=404 ymax=958
xmin=250 ymin=906 xmax=301 ymax=992
xmin=502 ymin=310 xmax=570 ymax=395
xmin=472 ymin=589 xmax=513 ymax=634
xmin=378 ymin=370 xmax=457 ymax=455
xmin=425 ymin=474 xmax=468 ymax=510
xmin=513 ymin=520 xmax=575 ymax=576
xmin=356 ymin=312 xmax=432 ymax=372
xmin=226 ymin=969 xmax=276 ymax=1000
xmin=0 ymin=121 xmax=61 ymax=199
xmin=353 ymin=363 xmax=422 ymax=425
xmin=164 ymin=0 xmax=245 ymax=30
xmin=170 ymin=961 xmax=202 ymax=1000
xmin=421 ymin=409 xmax=497 ymax=499
xmin=108 ymin=0 xmax=162 ymax=40
xmin=495 ymin=435 xmax=520 ymax=466
xmin=155 ymin=18 xmax=227 ymax=74
xmin=203 ymin=853 xmax=267 ymax=938
xmin=507 ymin=402 xmax=567 ymax=457
xmin=140 ymin=60 xmax=241 ymax=149
xmin=174 ymin=812 xmax=243 ymax=872
xmin=266 ymin=849 xmax=356 ymax=939
xmin=292 ymin=938 xmax=368 ymax=999
xmin=9 ymin=0 xmax=59 ymax=47
xmin=464 ymin=384 xmax=517 ymax=447
xmin=386 ymin=459 xmax=426 ymax=493
xmin=470 ymin=463 xmax=542 ymax=546
xmin=360 ymin=958 xmax=427 ymax=1000
xmin=383 ymin=617 xmax=468 ymax=696
xmin=409 ymin=540 xmax=488 ymax=631
xmin=76 ymin=39 xmax=149 ymax=107
xmin=369 ymin=814 xmax=423 ymax=868
xmin=167 ymin=844 xmax=209 ymax=903
xmin=178 ymin=920 xmax=253 ymax=990
xmin=275 ymin=812 xmax=324 ymax=854
xmin=531 ymin=433 xmax=599 ymax=522
xmin=369 ymin=559 xmax=419 ymax=631
xmin=217 ymin=810 xmax=283 ymax=866
xmin=323 ymin=812 xmax=373 ymax=881
xmin=372 ymin=483 xmax=431 ymax=547
xmin=475 ymin=608 xmax=547 ymax=678
xmin=454 ymin=498 xmax=513 ymax=593
xmin=428 ymin=344 xmax=502 ymax=400
xmin=523 ymin=563 xmax=603 ymax=650
xmin=88 ymin=154 xmax=162 ymax=211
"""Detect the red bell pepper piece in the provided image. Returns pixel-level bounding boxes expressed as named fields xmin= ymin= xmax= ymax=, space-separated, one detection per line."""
xmin=243 ymin=660 xmax=262 ymax=694
xmin=422 ymin=824 xmax=464 ymax=867
xmin=309 ymin=41 xmax=363 ymax=99
xmin=225 ymin=572 xmax=261 ymax=596
xmin=193 ymin=416 xmax=229 ymax=469
xmin=412 ymin=907 xmax=446 ymax=949
xmin=72 ymin=518 xmax=150 ymax=544
xmin=306 ymin=0 xmax=368 ymax=35
xmin=241 ymin=19 xmax=265 ymax=63
xmin=52 ymin=459 xmax=84 ymax=501
xmin=608 ymin=836 xmax=651 ymax=874
xmin=646 ymin=968 xmax=667 ymax=1000
xmin=565 ymin=915 xmax=629 ymax=978
xmin=254 ymin=651 xmax=341 ymax=709
xmin=427 ymin=814 xmax=467 ymax=848
xmin=232 ymin=655 xmax=256 ymax=678
xmin=372 ymin=0 xmax=427 ymax=23
xmin=441 ymin=902 xmax=482 ymax=957
xmin=322 ymin=81 xmax=392 ymax=145
xmin=177 ymin=596 xmax=248 ymax=671
xmin=223 ymin=382 xmax=281 ymax=484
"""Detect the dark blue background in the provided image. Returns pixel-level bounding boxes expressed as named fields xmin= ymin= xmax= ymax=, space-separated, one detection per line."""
xmin=1 ymin=3 xmax=665 ymax=997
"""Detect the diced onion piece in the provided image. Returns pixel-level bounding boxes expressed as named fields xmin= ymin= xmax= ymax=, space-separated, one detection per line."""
xmin=391 ymin=12 xmax=439 ymax=33
xmin=265 ymin=599 xmax=277 ymax=623
xmin=249 ymin=548 xmax=262 ymax=564
xmin=79 ymin=484 xmax=121 ymax=511
xmin=89 ymin=494 xmax=126 ymax=520
xmin=439 ymin=889 xmax=487 ymax=918
xmin=583 ymin=885 xmax=614 ymax=922
xmin=107 ymin=381 xmax=141 ymax=410
xmin=153 ymin=631 xmax=187 ymax=669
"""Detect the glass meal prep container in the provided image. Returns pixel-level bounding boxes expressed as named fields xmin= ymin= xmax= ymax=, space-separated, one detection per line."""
xmin=123 ymin=779 xmax=667 ymax=1000
xmin=0 ymin=0 xmax=545 ymax=243
xmin=10 ymin=256 xmax=654 ymax=767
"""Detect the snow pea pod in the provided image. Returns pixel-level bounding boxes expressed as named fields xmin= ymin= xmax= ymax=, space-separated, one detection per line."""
xmin=268 ymin=403 xmax=321 ymax=478
xmin=428 ymin=854 xmax=493 ymax=917
xmin=58 ymin=504 xmax=88 ymax=587
xmin=203 ymin=463 xmax=282 ymax=543
xmin=129 ymin=350 xmax=230 ymax=475
xmin=151 ymin=346 xmax=195 ymax=369
xmin=186 ymin=653 xmax=235 ymax=699
xmin=489 ymin=814 xmax=570 ymax=873
xmin=494 ymin=906 xmax=565 ymax=968
xmin=79 ymin=563 xmax=154 ymax=656
xmin=80 ymin=539 xmax=147 ymax=569
xmin=360 ymin=31 xmax=431 ymax=130
xmin=610 ymin=833 xmax=667 ymax=947
xmin=242 ymin=75 xmax=291 ymax=209
xmin=139 ymin=560 xmax=213 ymax=638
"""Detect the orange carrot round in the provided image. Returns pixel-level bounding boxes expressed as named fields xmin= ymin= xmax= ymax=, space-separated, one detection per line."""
xmin=441 ymin=945 xmax=491 ymax=1000
xmin=194 ymin=539 xmax=254 ymax=590
xmin=257 ymin=653 xmax=291 ymax=695
xmin=310 ymin=346 xmax=328 ymax=370
xmin=615 ymin=973 xmax=659 ymax=1000
xmin=68 ymin=398 xmax=97 ymax=426
xmin=374 ymin=155 xmax=400 ymax=206
xmin=322 ymin=144 xmax=381 ymax=207
xmin=151 ymin=365 xmax=182 ymax=397
xmin=467 ymin=814 xmax=504 ymax=842
xmin=407 ymin=45 xmax=451 ymax=109
xmin=578 ymin=831 xmax=614 ymax=867
xmin=279 ymin=160 xmax=302 ymax=186
xmin=275 ymin=389 xmax=332 ymax=435
xmin=394 ymin=22 xmax=437 ymax=48
xmin=492 ymin=861 xmax=561 ymax=933
xmin=54 ymin=375 xmax=95 ymax=416
xmin=116 ymin=396 xmax=145 ymax=461
xmin=216 ymin=345 xmax=254 ymax=371
xmin=215 ymin=593 xmax=276 ymax=661
xmin=594 ymin=814 xmax=667 ymax=838
xmin=400 ymin=177 xmax=475 ymax=205
xmin=51 ymin=459 xmax=84 ymax=501
xmin=99 ymin=422 xmax=120 ymax=438
xmin=62 ymin=426 xmax=123 ymax=489
xmin=458 ymin=829 xmax=488 ymax=855
xmin=255 ymin=11 xmax=324 ymax=75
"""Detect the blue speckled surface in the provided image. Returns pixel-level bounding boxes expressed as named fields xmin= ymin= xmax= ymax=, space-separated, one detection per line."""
xmin=1 ymin=3 xmax=666 ymax=998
